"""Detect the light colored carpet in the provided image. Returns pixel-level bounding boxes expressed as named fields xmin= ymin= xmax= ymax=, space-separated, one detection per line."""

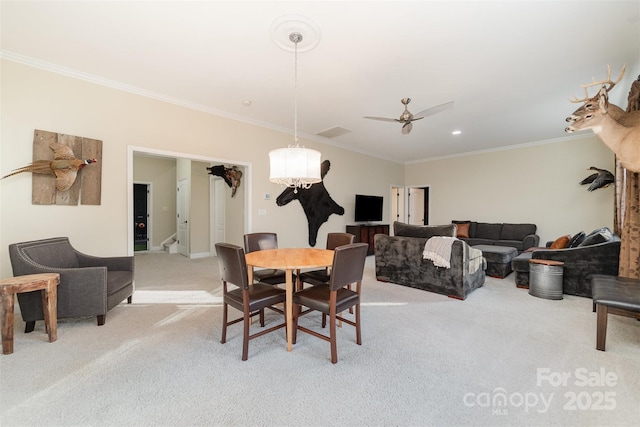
xmin=1 ymin=252 xmax=639 ymax=426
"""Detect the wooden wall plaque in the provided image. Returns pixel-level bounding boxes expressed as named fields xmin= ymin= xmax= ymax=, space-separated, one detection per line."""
xmin=31 ymin=129 xmax=103 ymax=206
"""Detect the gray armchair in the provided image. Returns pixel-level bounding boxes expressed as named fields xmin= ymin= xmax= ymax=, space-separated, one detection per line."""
xmin=8 ymin=237 xmax=134 ymax=332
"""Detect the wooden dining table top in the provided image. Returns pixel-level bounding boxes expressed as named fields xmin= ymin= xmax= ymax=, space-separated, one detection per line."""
xmin=245 ymin=247 xmax=334 ymax=270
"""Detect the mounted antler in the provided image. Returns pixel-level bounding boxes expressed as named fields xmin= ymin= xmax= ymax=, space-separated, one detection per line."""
xmin=569 ymin=64 xmax=626 ymax=103
xmin=565 ymin=67 xmax=640 ymax=173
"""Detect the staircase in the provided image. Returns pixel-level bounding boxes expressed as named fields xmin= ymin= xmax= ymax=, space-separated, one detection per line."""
xmin=161 ymin=234 xmax=178 ymax=254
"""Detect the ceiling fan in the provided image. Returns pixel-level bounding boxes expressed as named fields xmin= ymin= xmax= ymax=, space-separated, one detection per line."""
xmin=364 ymin=98 xmax=454 ymax=134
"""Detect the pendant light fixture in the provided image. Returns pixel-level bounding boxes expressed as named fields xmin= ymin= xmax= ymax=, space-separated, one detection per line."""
xmin=269 ymin=16 xmax=322 ymax=192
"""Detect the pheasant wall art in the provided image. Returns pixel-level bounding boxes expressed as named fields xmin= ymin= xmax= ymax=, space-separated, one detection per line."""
xmin=2 ymin=142 xmax=96 ymax=191
xmin=1 ymin=129 xmax=103 ymax=205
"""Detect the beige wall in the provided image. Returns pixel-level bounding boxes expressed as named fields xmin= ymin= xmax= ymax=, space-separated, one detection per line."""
xmin=0 ymin=59 xmax=404 ymax=276
xmin=405 ymin=136 xmax=615 ymax=243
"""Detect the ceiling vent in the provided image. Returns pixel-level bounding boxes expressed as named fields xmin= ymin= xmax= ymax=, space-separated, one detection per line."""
xmin=316 ymin=126 xmax=352 ymax=139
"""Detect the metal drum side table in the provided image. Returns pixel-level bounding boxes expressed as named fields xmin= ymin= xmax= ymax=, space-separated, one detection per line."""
xmin=528 ymin=259 xmax=564 ymax=300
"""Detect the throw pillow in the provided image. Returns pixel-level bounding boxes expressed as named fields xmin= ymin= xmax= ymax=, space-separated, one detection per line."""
xmin=550 ymin=234 xmax=571 ymax=249
xmin=567 ymin=231 xmax=586 ymax=248
xmin=456 ymin=223 xmax=470 ymax=238
xmin=578 ymin=227 xmax=613 ymax=247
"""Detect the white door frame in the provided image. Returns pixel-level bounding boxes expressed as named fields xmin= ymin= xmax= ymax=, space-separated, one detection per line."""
xmin=210 ymin=176 xmax=226 ymax=256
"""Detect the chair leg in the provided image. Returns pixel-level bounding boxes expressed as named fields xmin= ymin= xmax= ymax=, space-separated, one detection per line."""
xmin=292 ymin=303 xmax=298 ymax=344
xmin=97 ymin=314 xmax=106 ymax=326
xmin=242 ymin=313 xmax=250 ymax=361
xmin=221 ymin=303 xmax=228 ymax=344
xmin=329 ymin=306 xmax=338 ymax=364
xmin=24 ymin=321 xmax=35 ymax=333
xmin=355 ymin=303 xmax=362 ymax=345
xmin=260 ymin=309 xmax=265 ymax=327
xmin=596 ymin=304 xmax=608 ymax=351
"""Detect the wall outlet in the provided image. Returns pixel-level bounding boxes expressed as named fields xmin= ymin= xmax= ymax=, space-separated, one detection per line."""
xmin=258 ymin=209 xmax=267 ymax=216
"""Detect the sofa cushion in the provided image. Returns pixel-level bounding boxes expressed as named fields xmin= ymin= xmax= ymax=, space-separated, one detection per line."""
xmin=567 ymin=231 xmax=586 ymax=248
xmin=496 ymin=240 xmax=525 ymax=251
xmin=550 ymin=234 xmax=571 ymax=249
xmin=456 ymin=223 xmax=470 ymax=238
xmin=465 ymin=238 xmax=495 ymax=247
xmin=475 ymin=223 xmax=502 ymax=240
xmin=394 ymin=221 xmax=456 ymax=238
xmin=500 ymin=223 xmax=537 ymax=241
xmin=578 ymin=227 xmax=613 ymax=247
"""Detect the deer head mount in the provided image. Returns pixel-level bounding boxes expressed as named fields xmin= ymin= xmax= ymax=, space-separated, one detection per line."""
xmin=565 ymin=65 xmax=640 ymax=173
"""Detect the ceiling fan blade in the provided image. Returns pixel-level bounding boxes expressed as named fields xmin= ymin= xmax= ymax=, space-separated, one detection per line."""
xmin=402 ymin=122 xmax=412 ymax=134
xmin=413 ymin=101 xmax=455 ymax=119
xmin=363 ymin=116 xmax=398 ymax=122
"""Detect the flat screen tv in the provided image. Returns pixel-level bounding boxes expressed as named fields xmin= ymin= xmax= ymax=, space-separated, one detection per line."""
xmin=354 ymin=194 xmax=383 ymax=223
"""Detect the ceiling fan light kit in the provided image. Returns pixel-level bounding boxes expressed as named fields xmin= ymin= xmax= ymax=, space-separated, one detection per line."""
xmin=268 ymin=15 xmax=322 ymax=191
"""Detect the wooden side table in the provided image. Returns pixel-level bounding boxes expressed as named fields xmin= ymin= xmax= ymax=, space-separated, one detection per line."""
xmin=0 ymin=273 xmax=60 ymax=354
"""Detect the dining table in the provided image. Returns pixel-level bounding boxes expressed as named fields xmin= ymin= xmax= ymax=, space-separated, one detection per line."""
xmin=245 ymin=247 xmax=334 ymax=352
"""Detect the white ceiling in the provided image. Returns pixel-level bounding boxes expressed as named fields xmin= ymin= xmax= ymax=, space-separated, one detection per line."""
xmin=1 ymin=1 xmax=639 ymax=163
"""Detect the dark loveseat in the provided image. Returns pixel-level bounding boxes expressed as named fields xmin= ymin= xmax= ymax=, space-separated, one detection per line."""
xmin=374 ymin=222 xmax=486 ymax=300
xmin=511 ymin=227 xmax=620 ymax=298
xmin=9 ymin=237 xmax=134 ymax=332
xmin=452 ymin=221 xmax=539 ymax=253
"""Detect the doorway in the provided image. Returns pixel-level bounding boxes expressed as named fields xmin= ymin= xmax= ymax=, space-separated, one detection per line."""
xmin=407 ymin=186 xmax=430 ymax=225
xmin=134 ymin=183 xmax=151 ymax=251
xmin=128 ymin=146 xmax=252 ymax=257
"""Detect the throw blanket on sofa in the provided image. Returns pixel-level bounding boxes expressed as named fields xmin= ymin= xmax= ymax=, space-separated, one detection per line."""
xmin=423 ymin=236 xmax=458 ymax=268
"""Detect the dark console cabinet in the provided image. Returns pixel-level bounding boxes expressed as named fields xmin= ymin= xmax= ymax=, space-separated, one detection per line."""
xmin=346 ymin=224 xmax=390 ymax=255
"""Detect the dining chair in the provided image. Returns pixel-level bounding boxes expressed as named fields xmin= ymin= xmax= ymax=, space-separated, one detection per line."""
xmin=292 ymin=242 xmax=368 ymax=363
xmin=243 ymin=232 xmax=287 ymax=285
xmin=216 ymin=243 xmax=287 ymax=361
xmin=299 ymin=232 xmax=356 ymax=287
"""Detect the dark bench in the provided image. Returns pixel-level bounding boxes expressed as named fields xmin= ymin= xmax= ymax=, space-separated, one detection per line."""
xmin=591 ymin=274 xmax=640 ymax=351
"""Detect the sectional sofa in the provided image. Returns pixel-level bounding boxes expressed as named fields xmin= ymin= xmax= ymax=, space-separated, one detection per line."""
xmin=452 ymin=220 xmax=540 ymax=253
xmin=511 ymin=227 xmax=621 ymax=298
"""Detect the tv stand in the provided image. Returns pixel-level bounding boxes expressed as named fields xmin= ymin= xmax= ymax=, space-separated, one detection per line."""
xmin=346 ymin=224 xmax=389 ymax=255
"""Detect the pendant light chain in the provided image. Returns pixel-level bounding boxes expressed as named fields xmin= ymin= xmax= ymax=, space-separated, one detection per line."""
xmin=293 ymin=33 xmax=300 ymax=147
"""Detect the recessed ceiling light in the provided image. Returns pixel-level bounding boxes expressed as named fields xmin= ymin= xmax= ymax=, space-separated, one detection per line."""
xmin=241 ymin=100 xmax=252 ymax=107
xmin=452 ymin=130 xmax=462 ymax=135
